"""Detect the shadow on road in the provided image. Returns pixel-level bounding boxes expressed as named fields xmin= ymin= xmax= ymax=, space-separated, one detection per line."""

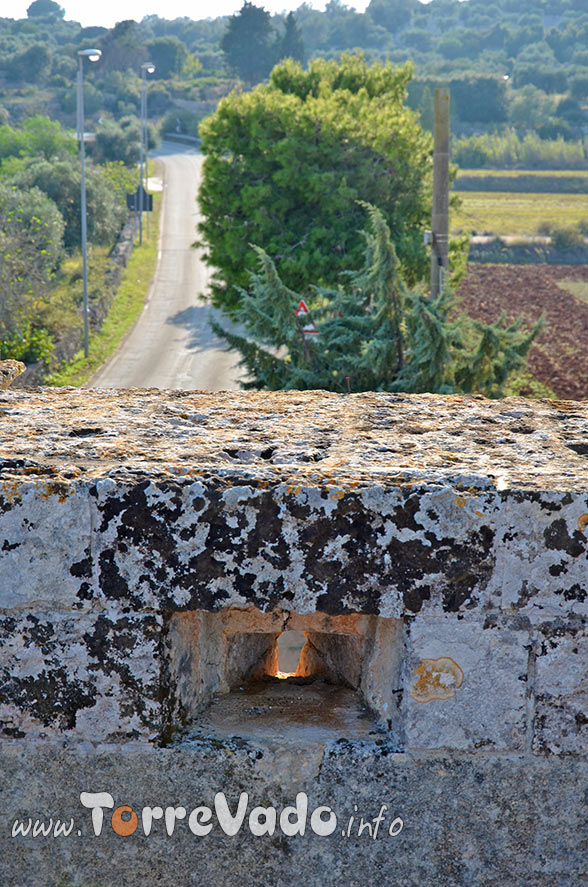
xmin=166 ymin=304 xmax=244 ymax=354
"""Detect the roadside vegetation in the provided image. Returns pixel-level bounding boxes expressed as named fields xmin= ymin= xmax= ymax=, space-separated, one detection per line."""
xmin=45 ymin=190 xmax=162 ymax=387
xmin=198 ymin=54 xmax=433 ymax=314
xmin=0 ymin=116 xmax=138 ymax=367
xmin=1 ymin=0 xmax=587 ymax=397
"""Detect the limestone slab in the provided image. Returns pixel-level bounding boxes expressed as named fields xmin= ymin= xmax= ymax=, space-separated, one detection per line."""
xmin=533 ymin=618 xmax=588 ymax=755
xmin=403 ymin=614 xmax=530 ymax=750
xmin=0 ymin=610 xmax=162 ymax=741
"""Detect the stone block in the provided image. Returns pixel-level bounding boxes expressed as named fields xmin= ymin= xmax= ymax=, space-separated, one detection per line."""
xmin=0 ymin=611 xmax=162 ymax=741
xmin=1 ymin=744 xmax=588 ymax=887
xmin=0 ymin=483 xmax=95 ymax=610
xmin=403 ymin=614 xmax=530 ymax=750
xmin=500 ymin=492 xmax=588 ymax=621
xmin=533 ymin=618 xmax=588 ymax=755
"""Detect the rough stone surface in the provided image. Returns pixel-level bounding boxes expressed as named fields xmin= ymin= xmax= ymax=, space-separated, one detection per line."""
xmin=2 ymin=388 xmax=588 ymax=883
xmin=533 ymin=616 xmax=588 ymax=755
xmin=404 ymin=614 xmax=530 ymax=751
xmin=0 ymin=360 xmax=25 ymax=390
xmin=0 ymin=388 xmax=587 ymax=618
xmin=0 ymin=610 xmax=163 ymax=741
xmin=1 ymin=743 xmax=588 ymax=887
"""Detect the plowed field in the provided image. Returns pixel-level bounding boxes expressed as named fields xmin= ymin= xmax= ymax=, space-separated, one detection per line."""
xmin=456 ymin=264 xmax=588 ymax=401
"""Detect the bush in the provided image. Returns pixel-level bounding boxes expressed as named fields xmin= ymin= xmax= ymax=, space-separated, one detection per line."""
xmin=0 ymin=322 xmax=54 ymax=363
xmin=91 ymin=116 xmax=141 ymax=165
xmin=453 ymin=131 xmax=588 ymax=169
xmin=550 ymin=225 xmax=584 ymax=251
xmin=0 ymin=182 xmax=65 ymax=348
xmin=10 ymin=157 xmax=127 ymax=249
xmin=160 ymin=108 xmax=202 ymax=138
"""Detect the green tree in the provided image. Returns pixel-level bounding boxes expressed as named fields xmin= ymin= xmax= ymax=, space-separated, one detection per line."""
xmin=20 ymin=116 xmax=76 ymax=160
xmin=0 ymin=183 xmax=64 ymax=361
xmin=26 ymin=0 xmax=64 ymax=18
xmin=278 ymin=12 xmax=305 ymax=64
xmin=417 ymin=84 xmax=434 ymax=131
xmin=0 ymin=117 xmax=76 ymax=168
xmin=98 ymin=20 xmax=147 ymax=74
xmin=11 ymin=157 xmax=127 ymax=249
xmin=509 ymin=85 xmax=556 ymax=131
xmin=91 ymin=116 xmax=143 ymax=165
xmin=366 ymin=0 xmax=416 ymax=33
xmin=213 ymin=205 xmax=543 ymax=395
xmin=147 ymin=37 xmax=188 ymax=79
xmin=6 ymin=43 xmax=52 ymax=84
xmin=220 ymin=2 xmax=276 ymax=86
xmin=198 ymin=54 xmax=432 ymax=315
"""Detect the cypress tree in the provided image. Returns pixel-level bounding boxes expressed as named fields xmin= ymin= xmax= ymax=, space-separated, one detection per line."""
xmin=278 ymin=12 xmax=305 ymax=64
xmin=213 ymin=204 xmax=543 ymax=396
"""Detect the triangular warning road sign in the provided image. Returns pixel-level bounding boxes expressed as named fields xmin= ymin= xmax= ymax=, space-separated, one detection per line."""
xmin=302 ymin=322 xmax=319 ymax=335
xmin=295 ymin=299 xmax=319 ymax=334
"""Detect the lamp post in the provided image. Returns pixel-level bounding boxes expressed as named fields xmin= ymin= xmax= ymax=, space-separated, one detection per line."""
xmin=139 ymin=62 xmax=155 ymax=245
xmin=77 ymin=48 xmax=101 ymax=359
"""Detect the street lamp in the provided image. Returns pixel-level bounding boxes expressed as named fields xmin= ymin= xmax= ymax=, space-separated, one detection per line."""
xmin=139 ymin=62 xmax=155 ymax=245
xmin=77 ymin=48 xmax=101 ymax=359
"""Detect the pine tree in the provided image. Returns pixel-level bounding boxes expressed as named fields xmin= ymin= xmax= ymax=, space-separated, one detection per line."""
xmin=278 ymin=12 xmax=305 ymax=64
xmin=212 ymin=204 xmax=544 ymax=396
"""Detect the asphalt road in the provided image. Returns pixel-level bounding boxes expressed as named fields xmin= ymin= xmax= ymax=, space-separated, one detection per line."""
xmin=88 ymin=142 xmax=245 ymax=391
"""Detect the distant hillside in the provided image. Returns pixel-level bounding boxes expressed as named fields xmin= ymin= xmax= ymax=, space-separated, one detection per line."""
xmin=0 ymin=0 xmax=586 ymax=145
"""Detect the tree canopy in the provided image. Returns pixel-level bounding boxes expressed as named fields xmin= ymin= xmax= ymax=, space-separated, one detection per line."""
xmin=213 ymin=205 xmax=543 ymax=396
xmin=0 ymin=182 xmax=64 ymax=362
xmin=147 ymin=36 xmax=188 ymax=79
xmin=198 ymin=53 xmax=432 ymax=315
xmin=280 ymin=12 xmax=305 ymax=64
xmin=220 ymin=2 xmax=276 ymax=85
xmin=26 ymin=0 xmax=64 ymax=18
xmin=11 ymin=156 xmax=128 ymax=249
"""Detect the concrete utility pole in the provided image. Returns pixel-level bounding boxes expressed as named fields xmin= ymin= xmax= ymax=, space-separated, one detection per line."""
xmin=430 ymin=87 xmax=450 ymax=299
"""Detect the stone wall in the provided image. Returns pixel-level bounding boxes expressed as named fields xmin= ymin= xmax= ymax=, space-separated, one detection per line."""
xmin=1 ymin=388 xmax=587 ymax=886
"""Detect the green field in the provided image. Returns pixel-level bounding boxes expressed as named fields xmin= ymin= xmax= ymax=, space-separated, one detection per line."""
xmin=456 ymin=169 xmax=588 ymax=179
xmin=451 ymin=191 xmax=588 ymax=237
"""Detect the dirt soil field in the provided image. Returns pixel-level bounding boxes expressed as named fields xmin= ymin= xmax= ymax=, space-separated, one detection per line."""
xmin=457 ymin=264 xmax=588 ymax=401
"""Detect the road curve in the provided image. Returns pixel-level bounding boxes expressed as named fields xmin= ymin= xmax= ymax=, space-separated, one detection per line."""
xmin=88 ymin=142 xmax=245 ymax=391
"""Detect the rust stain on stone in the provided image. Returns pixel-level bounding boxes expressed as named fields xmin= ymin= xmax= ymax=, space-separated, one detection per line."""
xmin=410 ymin=657 xmax=465 ymax=703
xmin=577 ymin=513 xmax=588 ymax=533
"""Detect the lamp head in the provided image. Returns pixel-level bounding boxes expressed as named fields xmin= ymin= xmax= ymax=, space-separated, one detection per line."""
xmin=142 ymin=63 xmax=156 ymax=74
xmin=78 ymin=48 xmax=101 ymax=62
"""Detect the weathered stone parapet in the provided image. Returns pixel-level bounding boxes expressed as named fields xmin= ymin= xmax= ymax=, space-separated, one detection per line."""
xmin=2 ymin=388 xmax=588 ymax=884
xmin=1 ymin=388 xmax=587 ymax=616
xmin=0 ymin=388 xmax=587 ymax=751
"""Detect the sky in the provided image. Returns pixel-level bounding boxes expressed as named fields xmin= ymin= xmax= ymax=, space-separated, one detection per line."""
xmin=1 ymin=0 xmax=371 ymax=28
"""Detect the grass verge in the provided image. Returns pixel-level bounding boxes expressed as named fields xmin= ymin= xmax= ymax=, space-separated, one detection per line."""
xmin=45 ymin=191 xmax=162 ymax=387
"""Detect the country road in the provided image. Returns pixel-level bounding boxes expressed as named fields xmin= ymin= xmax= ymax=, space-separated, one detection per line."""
xmin=88 ymin=142 xmax=245 ymax=391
